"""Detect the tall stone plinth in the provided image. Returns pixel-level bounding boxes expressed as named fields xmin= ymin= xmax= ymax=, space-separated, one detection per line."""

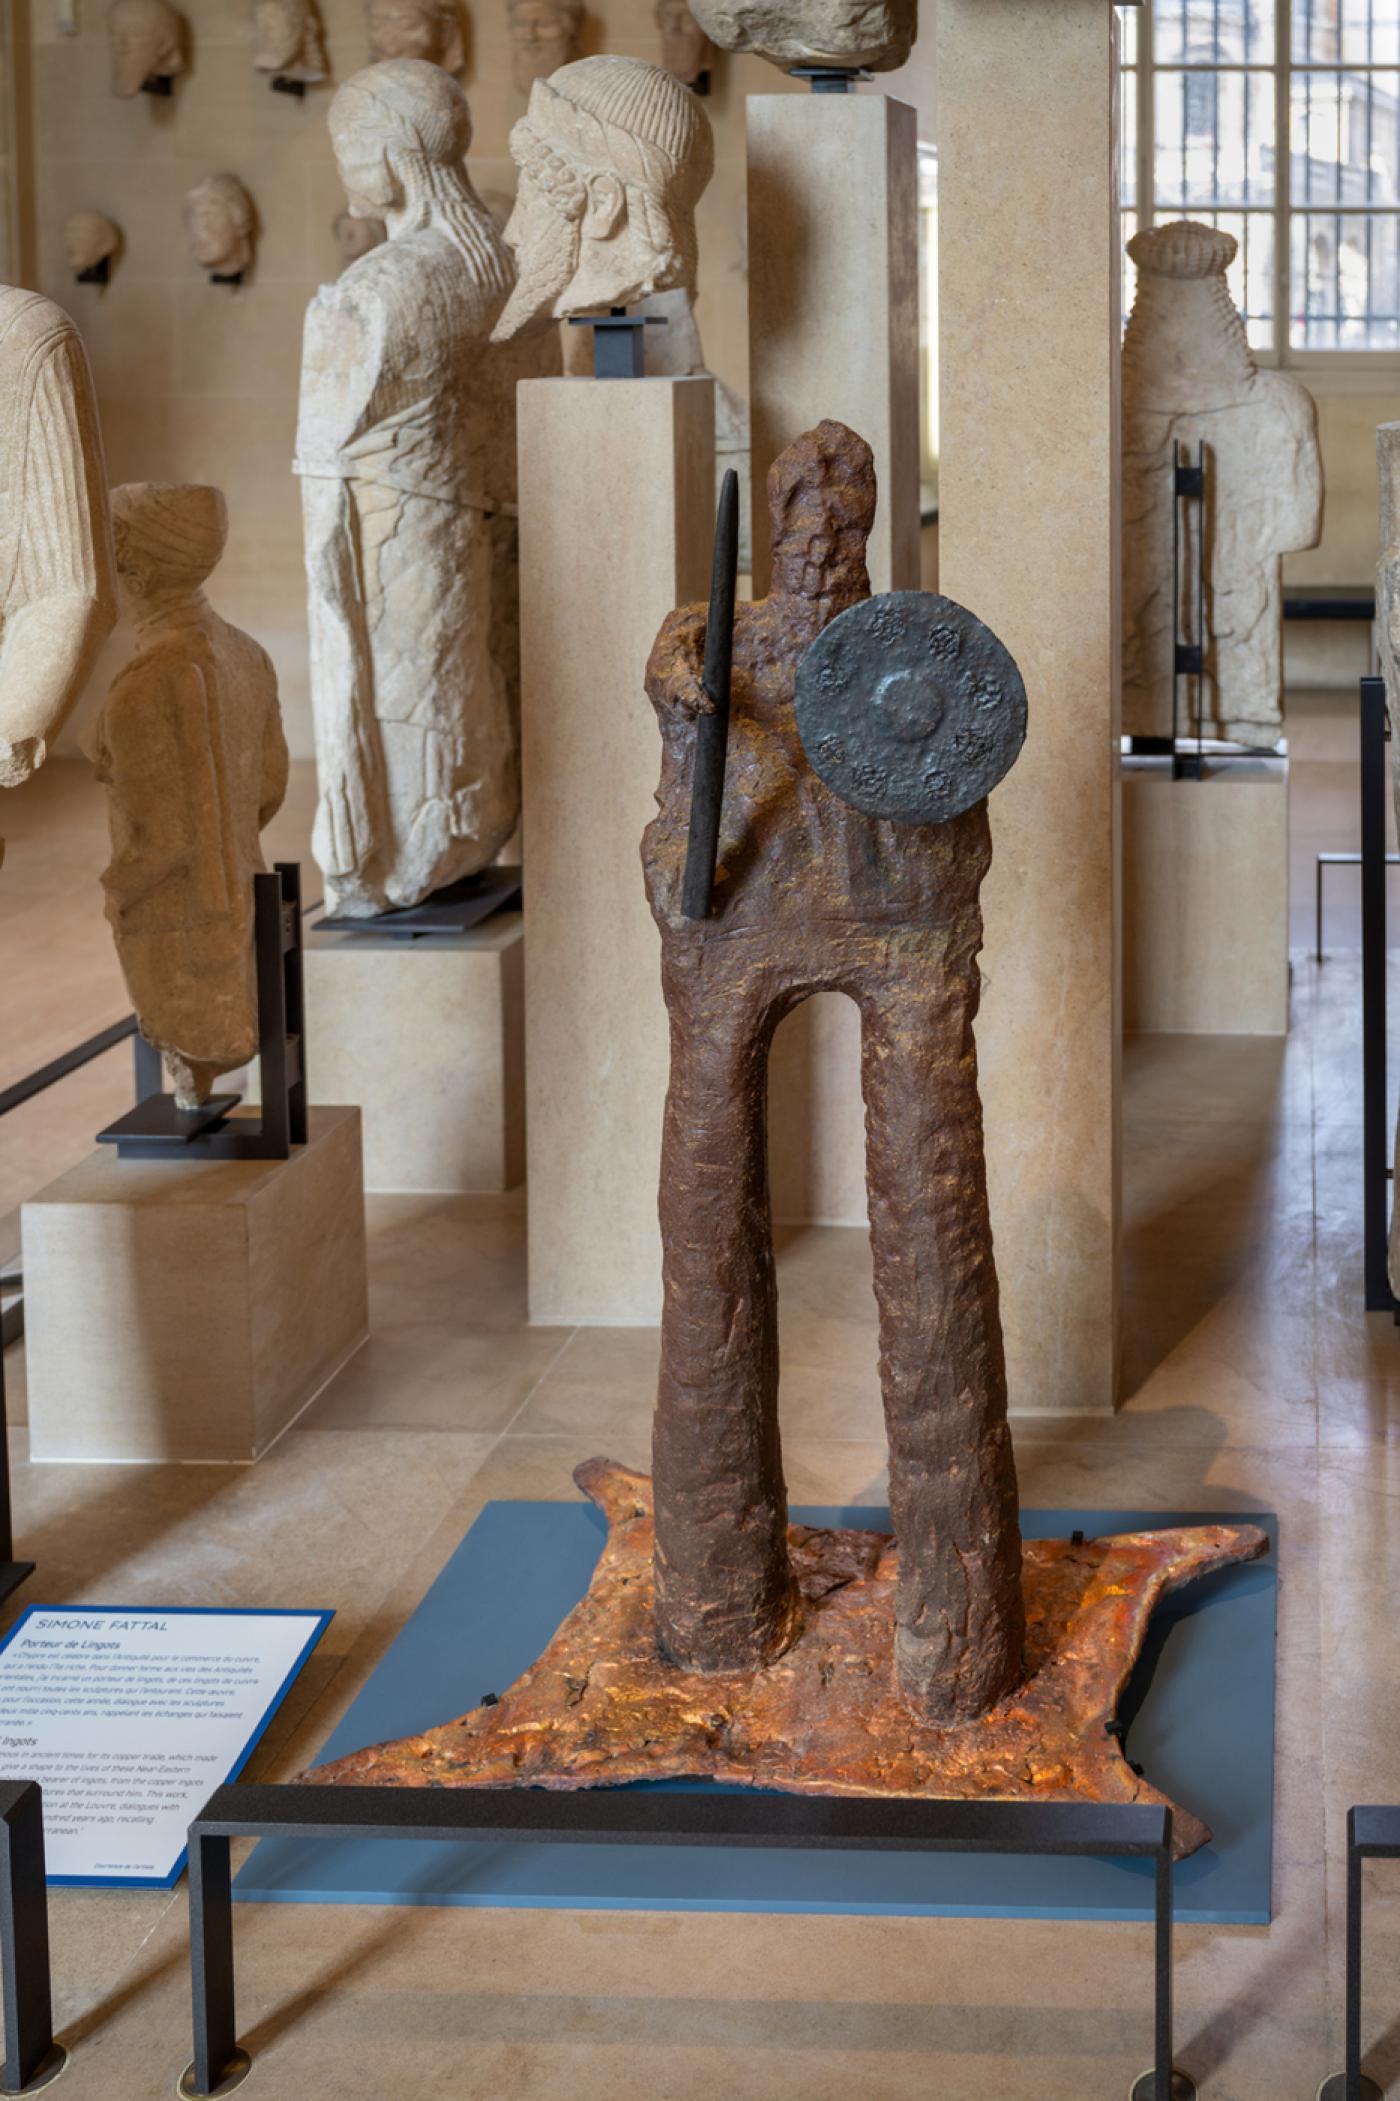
xmin=519 ymin=375 xmax=714 ymax=1325
xmin=21 ymin=1106 xmax=368 ymax=1462
xmin=938 ymin=0 xmax=1122 ymax=1415
xmin=746 ymin=92 xmax=920 ymax=599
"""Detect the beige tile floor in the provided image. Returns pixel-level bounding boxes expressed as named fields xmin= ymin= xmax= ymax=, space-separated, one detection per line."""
xmin=0 ymin=697 xmax=1397 ymax=2098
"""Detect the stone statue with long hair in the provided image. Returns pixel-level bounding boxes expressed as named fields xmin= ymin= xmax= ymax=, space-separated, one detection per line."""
xmin=296 ymin=58 xmax=518 ymax=915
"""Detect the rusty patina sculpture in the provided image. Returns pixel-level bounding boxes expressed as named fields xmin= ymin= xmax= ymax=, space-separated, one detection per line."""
xmin=309 ymin=423 xmax=1268 ymax=1840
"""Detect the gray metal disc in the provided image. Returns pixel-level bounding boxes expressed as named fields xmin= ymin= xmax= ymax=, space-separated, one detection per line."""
xmin=794 ymin=591 xmax=1028 ymax=825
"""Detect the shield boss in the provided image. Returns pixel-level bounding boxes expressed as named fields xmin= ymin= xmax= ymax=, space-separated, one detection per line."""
xmin=794 ymin=591 xmax=1028 ymax=825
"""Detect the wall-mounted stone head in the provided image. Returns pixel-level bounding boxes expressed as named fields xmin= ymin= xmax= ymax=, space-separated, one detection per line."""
xmin=366 ymin=0 xmax=465 ymax=71
xmin=332 ymin=207 xmax=388 ymax=269
xmin=184 ymin=174 xmax=256 ymax=279
xmin=656 ymin=0 xmax=711 ymax=86
xmin=494 ymin=54 xmax=713 ymax=340
xmin=111 ymin=481 xmax=228 ymax=618
xmin=506 ymin=0 xmax=584 ymax=93
xmin=64 ymin=211 xmax=122 ymax=278
xmin=252 ymin=0 xmax=329 ymax=81
xmin=688 ymin=0 xmax=915 ymax=73
xmin=108 ymin=0 xmax=186 ymax=96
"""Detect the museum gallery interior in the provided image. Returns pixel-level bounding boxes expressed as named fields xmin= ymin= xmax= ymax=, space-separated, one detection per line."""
xmin=4 ymin=0 xmax=1400 ymax=2096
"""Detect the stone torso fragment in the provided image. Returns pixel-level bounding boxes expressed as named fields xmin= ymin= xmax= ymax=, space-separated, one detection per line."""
xmin=688 ymin=0 xmax=915 ymax=71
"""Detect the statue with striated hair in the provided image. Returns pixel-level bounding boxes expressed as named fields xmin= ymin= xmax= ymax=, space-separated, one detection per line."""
xmin=252 ymin=0 xmax=329 ymax=83
xmin=95 ymin=484 xmax=289 ymax=1109
xmin=688 ymin=0 xmax=915 ymax=72
xmin=108 ymin=0 xmax=186 ymax=95
xmin=296 ymin=59 xmax=519 ymax=916
xmin=494 ymin=54 xmax=714 ymax=341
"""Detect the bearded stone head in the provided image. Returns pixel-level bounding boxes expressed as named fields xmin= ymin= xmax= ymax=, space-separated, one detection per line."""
xmin=506 ymin=0 xmax=583 ymax=93
xmin=252 ymin=0 xmax=329 ymax=80
xmin=493 ymin=54 xmax=713 ymax=342
xmin=366 ymin=0 xmax=465 ymax=72
xmin=687 ymin=0 xmax=916 ymax=73
xmin=65 ymin=211 xmax=122 ymax=276
xmin=184 ymin=174 xmax=257 ymax=278
xmin=108 ymin=0 xmax=186 ymax=96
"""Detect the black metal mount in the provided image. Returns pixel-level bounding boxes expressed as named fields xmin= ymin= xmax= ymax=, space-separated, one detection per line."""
xmin=1359 ymin=679 xmax=1397 ymax=1317
xmin=96 ymin=863 xmax=307 ymax=1164
xmin=74 ymin=258 xmax=109 ymax=285
xmin=316 ymin=864 xmax=521 ymax=941
xmin=789 ymin=66 xmax=870 ymax=92
xmin=0 ymin=1783 xmax=64 ymax=2096
xmin=568 ymin=309 xmax=666 ymax=380
xmin=270 ymin=74 xmax=306 ymax=96
xmin=178 ymin=1784 xmax=1191 ymax=2099
xmin=140 ymin=73 xmax=173 ymax=95
xmin=1316 ymin=1805 xmax=1399 ymax=2100
xmin=1171 ymin=441 xmax=1208 ymax=781
xmin=209 ymin=272 xmax=243 ymax=288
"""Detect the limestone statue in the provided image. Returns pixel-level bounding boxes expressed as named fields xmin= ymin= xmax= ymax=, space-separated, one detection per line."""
xmin=493 ymin=55 xmax=714 ymax=341
xmin=333 ymin=208 xmax=387 ymax=269
xmin=252 ymin=0 xmax=329 ymax=83
xmin=95 ymin=485 xmax=289 ymax=1109
xmin=656 ymin=0 xmax=713 ymax=87
xmin=506 ymin=0 xmax=583 ymax=93
xmin=632 ymin=286 xmax=751 ymax=569
xmin=296 ymin=59 xmax=518 ymax=916
xmin=688 ymin=0 xmax=915 ymax=71
xmin=1122 ymin=219 xmax=1323 ymax=745
xmin=185 ymin=175 xmax=256 ymax=281
xmin=0 ymin=289 xmax=116 ymax=846
xmin=366 ymin=0 xmax=465 ymax=71
xmin=65 ymin=211 xmax=122 ymax=283
xmin=108 ymin=0 xmax=186 ymax=96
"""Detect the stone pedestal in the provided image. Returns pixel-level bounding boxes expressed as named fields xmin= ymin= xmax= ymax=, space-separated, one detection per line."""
xmin=21 ymin=1106 xmax=368 ymax=1462
xmin=938 ymin=0 xmax=1123 ymax=1415
xmin=1123 ymin=761 xmax=1289 ymax=1036
xmin=297 ymin=915 xmax=523 ymax=1194
xmin=519 ymin=375 xmax=715 ymax=1325
xmin=747 ymin=92 xmax=920 ymax=599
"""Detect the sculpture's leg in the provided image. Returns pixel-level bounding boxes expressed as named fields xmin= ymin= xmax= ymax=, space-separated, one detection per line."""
xmin=855 ymin=914 xmax=1026 ymax=1725
xmin=652 ymin=936 xmax=801 ymax=1671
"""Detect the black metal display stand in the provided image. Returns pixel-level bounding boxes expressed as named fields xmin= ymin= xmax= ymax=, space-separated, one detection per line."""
xmin=316 ymin=862 xmax=521 ymax=939
xmin=1359 ymin=678 xmax=1396 ymax=1315
xmin=0 ymin=1782 xmax=63 ymax=2096
xmin=96 ymin=864 xmax=307 ymax=1164
xmin=178 ymin=1784 xmax=1192 ymax=2100
xmin=1317 ymin=1805 xmax=1397 ymax=2101
xmin=568 ymin=310 xmax=667 ymax=381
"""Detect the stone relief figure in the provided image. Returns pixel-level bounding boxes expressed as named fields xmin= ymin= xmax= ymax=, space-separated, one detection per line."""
xmin=366 ymin=0 xmax=465 ymax=71
xmin=688 ymin=0 xmax=915 ymax=71
xmin=296 ymin=59 xmax=517 ymax=916
xmin=65 ymin=211 xmax=122 ymax=284
xmin=1122 ymin=219 xmax=1323 ymax=744
xmin=493 ymin=54 xmax=714 ymax=340
xmin=0 ymin=288 xmax=116 ymax=846
xmin=505 ymin=0 xmax=583 ymax=92
xmin=656 ymin=0 xmax=712 ymax=87
xmin=184 ymin=174 xmax=257 ymax=282
xmin=108 ymin=0 xmax=187 ymax=96
xmin=94 ymin=484 xmax=289 ymax=1109
xmin=332 ymin=208 xmax=387 ymax=270
xmin=252 ymin=0 xmax=329 ymax=83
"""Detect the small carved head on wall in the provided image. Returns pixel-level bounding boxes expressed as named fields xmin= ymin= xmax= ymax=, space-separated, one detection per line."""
xmin=252 ymin=0 xmax=329 ymax=84
xmin=332 ymin=207 xmax=388 ymax=270
xmin=655 ymin=0 xmax=712 ymax=88
xmin=108 ymin=0 xmax=187 ymax=97
xmin=65 ymin=211 xmax=122 ymax=284
xmin=366 ymin=0 xmax=466 ymax=72
xmin=505 ymin=0 xmax=584 ymax=94
xmin=184 ymin=174 xmax=257 ymax=284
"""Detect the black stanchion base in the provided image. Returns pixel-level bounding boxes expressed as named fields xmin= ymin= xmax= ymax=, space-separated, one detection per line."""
xmin=1317 ymin=2078 xmax=1383 ymax=2100
xmin=316 ymin=865 xmax=522 ymax=940
xmin=1129 ymin=2073 xmax=1195 ymax=2101
xmin=177 ymin=2050 xmax=251 ymax=2099
xmin=0 ymin=1561 xmax=35 ymax=1606
xmin=0 ymin=2041 xmax=69 ymax=2094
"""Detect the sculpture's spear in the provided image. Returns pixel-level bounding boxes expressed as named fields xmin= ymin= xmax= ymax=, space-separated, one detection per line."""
xmin=681 ymin=467 xmax=740 ymax=920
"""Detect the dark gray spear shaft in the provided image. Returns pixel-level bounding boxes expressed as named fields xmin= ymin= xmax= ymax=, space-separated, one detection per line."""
xmin=681 ymin=467 xmax=739 ymax=921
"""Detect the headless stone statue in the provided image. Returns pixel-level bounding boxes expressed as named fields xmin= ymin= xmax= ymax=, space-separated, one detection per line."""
xmin=642 ymin=420 xmax=1025 ymax=1724
xmin=0 ymin=287 xmax=116 ymax=860
xmin=95 ymin=484 xmax=289 ymax=1109
xmin=297 ymin=59 xmax=517 ymax=915
xmin=1122 ymin=220 xmax=1323 ymax=745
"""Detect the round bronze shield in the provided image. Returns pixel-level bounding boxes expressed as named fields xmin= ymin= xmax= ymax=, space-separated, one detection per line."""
xmin=794 ymin=591 xmax=1028 ymax=825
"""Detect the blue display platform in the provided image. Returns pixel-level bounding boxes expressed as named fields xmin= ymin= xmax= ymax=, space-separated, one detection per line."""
xmin=236 ymin=1503 xmax=1277 ymax=1924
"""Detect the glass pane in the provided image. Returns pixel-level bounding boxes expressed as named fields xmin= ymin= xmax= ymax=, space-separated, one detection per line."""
xmin=1122 ymin=61 xmax=1138 ymax=206
xmin=1149 ymin=207 xmax=1276 ymax=348
xmin=1292 ymin=69 xmax=1400 ymax=206
xmin=1155 ymin=69 xmax=1277 ymax=206
xmin=1290 ymin=206 xmax=1400 ymax=343
xmin=1293 ymin=0 xmax=1400 ymax=68
xmin=1119 ymin=4 xmax=1138 ymax=67
xmin=1155 ymin=0 xmax=1274 ymax=66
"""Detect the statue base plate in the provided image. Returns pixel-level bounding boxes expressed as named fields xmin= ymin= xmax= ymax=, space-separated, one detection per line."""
xmin=307 ymin=1460 xmax=1268 ymax=1859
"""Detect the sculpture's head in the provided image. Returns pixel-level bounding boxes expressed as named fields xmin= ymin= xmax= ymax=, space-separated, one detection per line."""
xmin=184 ymin=174 xmax=256 ymax=275
xmin=493 ymin=54 xmax=713 ymax=340
xmin=506 ymin=0 xmax=584 ymax=92
xmin=328 ymin=58 xmax=473 ymax=217
xmin=252 ymin=0 xmax=328 ymax=75
xmin=64 ymin=211 xmax=121 ymax=273
xmin=111 ymin=483 xmax=228 ymax=614
xmin=332 ymin=207 xmax=388 ymax=269
xmin=1128 ymin=217 xmax=1238 ymax=282
xmin=108 ymin=0 xmax=185 ymax=97
xmin=656 ymin=0 xmax=711 ymax=83
xmin=688 ymin=0 xmax=915 ymax=73
xmin=768 ymin=421 xmax=875 ymax=605
xmin=366 ymin=0 xmax=464 ymax=72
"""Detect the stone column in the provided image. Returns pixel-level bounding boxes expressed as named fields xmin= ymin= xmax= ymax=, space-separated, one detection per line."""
xmin=746 ymin=93 xmax=920 ymax=598
xmin=937 ymin=0 xmax=1122 ymax=1415
xmin=519 ymin=373 xmax=715 ymax=1324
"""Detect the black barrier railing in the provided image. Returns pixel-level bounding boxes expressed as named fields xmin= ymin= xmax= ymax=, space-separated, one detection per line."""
xmin=0 ymin=1782 xmax=64 ymax=2095
xmin=180 ymin=1784 xmax=1190 ymax=2101
xmin=1360 ymin=677 xmax=1397 ymax=1314
xmin=1318 ymin=1805 xmax=1400 ymax=2101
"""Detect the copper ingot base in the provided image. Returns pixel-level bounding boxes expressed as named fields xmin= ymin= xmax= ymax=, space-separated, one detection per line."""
xmin=308 ymin=1460 xmax=1269 ymax=1861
